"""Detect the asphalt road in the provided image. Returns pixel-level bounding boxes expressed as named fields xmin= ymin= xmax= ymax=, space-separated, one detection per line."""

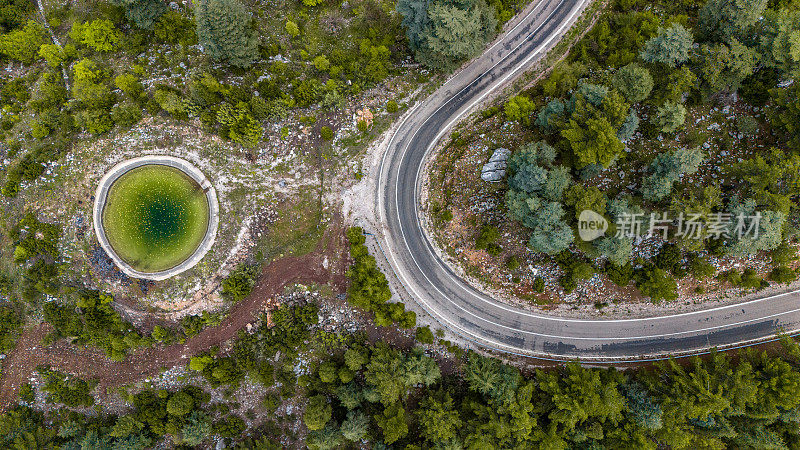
xmin=376 ymin=0 xmax=800 ymax=361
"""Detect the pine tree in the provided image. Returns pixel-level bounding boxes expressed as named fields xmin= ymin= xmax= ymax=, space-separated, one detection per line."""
xmin=612 ymin=63 xmax=654 ymax=103
xmin=398 ymin=0 xmax=497 ymax=71
xmin=640 ymin=24 xmax=694 ymax=67
xmin=196 ymin=0 xmax=259 ymax=68
xmin=698 ymin=0 xmax=768 ymax=42
xmin=111 ymin=0 xmax=167 ymax=29
xmin=340 ymin=410 xmax=369 ymax=441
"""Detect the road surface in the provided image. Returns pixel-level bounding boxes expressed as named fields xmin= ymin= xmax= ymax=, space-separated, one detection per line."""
xmin=375 ymin=0 xmax=800 ymax=361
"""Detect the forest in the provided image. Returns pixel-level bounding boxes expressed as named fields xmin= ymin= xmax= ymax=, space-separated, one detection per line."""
xmin=2 ymin=0 xmax=800 ymax=448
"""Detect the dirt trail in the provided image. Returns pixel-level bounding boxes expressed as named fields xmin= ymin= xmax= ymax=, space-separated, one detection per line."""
xmin=0 ymin=227 xmax=349 ymax=412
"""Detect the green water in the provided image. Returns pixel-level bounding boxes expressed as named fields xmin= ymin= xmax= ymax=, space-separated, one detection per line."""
xmin=102 ymin=165 xmax=210 ymax=273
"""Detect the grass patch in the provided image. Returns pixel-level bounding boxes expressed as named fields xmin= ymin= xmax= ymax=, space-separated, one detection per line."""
xmin=258 ymin=190 xmax=325 ymax=260
xmin=102 ymin=165 xmax=209 ymax=272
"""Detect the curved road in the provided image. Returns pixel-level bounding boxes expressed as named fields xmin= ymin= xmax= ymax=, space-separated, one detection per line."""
xmin=376 ymin=0 xmax=800 ymax=360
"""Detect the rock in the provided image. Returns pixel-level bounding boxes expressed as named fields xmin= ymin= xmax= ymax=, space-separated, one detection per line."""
xmin=481 ymin=148 xmax=511 ymax=182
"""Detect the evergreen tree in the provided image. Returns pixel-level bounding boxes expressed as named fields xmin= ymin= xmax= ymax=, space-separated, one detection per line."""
xmin=612 ymin=62 xmax=654 ymax=103
xmin=0 ymin=0 xmax=34 ymax=33
xmin=699 ymin=0 xmax=768 ymax=42
xmin=112 ymin=0 xmax=167 ymax=29
xmin=340 ymin=410 xmax=369 ymax=441
xmin=654 ymin=101 xmax=687 ymax=133
xmin=304 ymin=395 xmax=332 ymax=431
xmin=640 ymin=24 xmax=694 ymax=67
xmin=417 ymin=393 xmax=463 ymax=444
xmin=698 ymin=40 xmax=758 ymax=93
xmin=196 ymin=0 xmax=258 ymax=68
xmin=398 ymin=0 xmax=497 ymax=71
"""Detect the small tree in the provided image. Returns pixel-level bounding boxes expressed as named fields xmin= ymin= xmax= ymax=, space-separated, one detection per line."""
xmin=654 ymin=101 xmax=687 ymax=133
xmin=320 ymin=126 xmax=334 ymax=141
xmin=285 ymin=20 xmax=300 ymax=37
xmin=166 ymin=391 xmax=194 ymax=417
xmin=505 ymin=95 xmax=536 ymax=124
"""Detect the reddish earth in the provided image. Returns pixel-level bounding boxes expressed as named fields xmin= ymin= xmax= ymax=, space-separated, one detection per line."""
xmin=0 ymin=225 xmax=349 ymax=412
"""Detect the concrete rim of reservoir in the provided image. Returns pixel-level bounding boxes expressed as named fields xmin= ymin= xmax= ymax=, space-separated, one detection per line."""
xmin=93 ymin=155 xmax=219 ymax=281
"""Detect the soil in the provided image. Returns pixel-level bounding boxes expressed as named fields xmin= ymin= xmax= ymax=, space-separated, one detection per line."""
xmin=0 ymin=219 xmax=350 ymax=413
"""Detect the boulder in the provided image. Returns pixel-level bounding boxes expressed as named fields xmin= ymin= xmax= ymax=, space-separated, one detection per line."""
xmin=481 ymin=148 xmax=511 ymax=182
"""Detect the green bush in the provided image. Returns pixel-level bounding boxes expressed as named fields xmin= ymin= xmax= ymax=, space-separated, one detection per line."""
xmin=70 ymin=19 xmax=121 ymax=52
xmin=38 ymin=367 xmax=96 ymax=408
xmin=0 ymin=21 xmax=47 ymax=63
xmin=770 ymin=266 xmax=797 ymax=284
xmin=387 ymin=99 xmax=399 ymax=113
xmin=0 ymin=0 xmax=34 ymax=33
xmin=320 ymin=126 xmax=334 ymax=141
xmin=532 ymin=277 xmax=545 ymax=292
xmin=506 ymin=256 xmax=521 ymax=270
xmin=18 ymin=383 xmax=34 ymax=403
xmin=634 ymin=264 xmax=677 ymax=303
xmin=38 ymin=44 xmax=66 ymax=68
xmin=687 ymin=254 xmax=715 ymax=280
xmin=154 ymin=10 xmax=197 ymax=45
xmin=475 ymin=225 xmax=502 ymax=256
xmin=606 ymin=262 xmax=634 ymax=286
xmin=416 ymin=326 xmax=434 ymax=344
xmin=0 ymin=306 xmax=21 ymax=352
xmin=221 ymin=264 xmax=259 ymax=302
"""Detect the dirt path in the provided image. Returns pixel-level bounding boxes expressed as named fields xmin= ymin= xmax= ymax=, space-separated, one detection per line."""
xmin=0 ymin=227 xmax=349 ymax=412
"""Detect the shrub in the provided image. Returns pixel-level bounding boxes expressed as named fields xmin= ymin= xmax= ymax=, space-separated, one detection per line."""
xmin=221 ymin=264 xmax=258 ymax=302
xmin=634 ymin=265 xmax=678 ymax=303
xmin=386 ymin=100 xmax=399 ymax=113
xmin=72 ymin=19 xmax=122 ymax=52
xmin=39 ymin=368 xmax=96 ymax=408
xmin=313 ymin=55 xmax=330 ymax=72
xmin=154 ymin=10 xmax=197 ymax=45
xmin=0 ymin=20 xmax=47 ymax=63
xmin=217 ymin=103 xmax=263 ymax=147
xmin=687 ymin=254 xmax=715 ymax=280
xmin=114 ymin=73 xmax=144 ymax=99
xmin=19 ymin=382 xmax=34 ymax=403
xmin=740 ymin=268 xmax=765 ymax=289
xmin=320 ymin=126 xmax=334 ymax=141
xmin=770 ymin=266 xmax=797 ymax=284
xmin=504 ymin=95 xmax=536 ymax=124
xmin=654 ymin=243 xmax=683 ymax=276
xmin=416 ymin=326 xmax=434 ymax=344
xmin=304 ymin=395 xmax=332 ymax=431
xmin=285 ymin=20 xmax=300 ymax=37
xmin=38 ymin=44 xmax=66 ymax=68
xmin=112 ymin=102 xmax=143 ymax=127
xmin=475 ymin=225 xmax=502 ymax=256
xmin=606 ymin=262 xmax=634 ymax=286
xmin=506 ymin=256 xmax=521 ymax=270
xmin=532 ymin=277 xmax=545 ymax=292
